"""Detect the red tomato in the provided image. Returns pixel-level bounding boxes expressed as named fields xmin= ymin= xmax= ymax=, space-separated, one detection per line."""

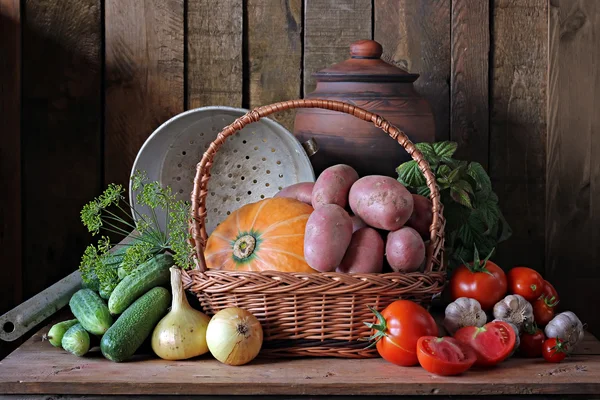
xmin=533 ymin=296 xmax=559 ymax=326
xmin=454 ymin=321 xmax=516 ymax=366
xmin=543 ymin=338 xmax=568 ymax=363
xmin=417 ymin=336 xmax=477 ymax=376
xmin=507 ymin=267 xmax=545 ymax=302
xmin=449 ymin=248 xmax=507 ymax=311
xmin=541 ymin=280 xmax=559 ymax=303
xmin=520 ymin=326 xmax=546 ymax=358
xmin=367 ymin=300 xmax=438 ymax=366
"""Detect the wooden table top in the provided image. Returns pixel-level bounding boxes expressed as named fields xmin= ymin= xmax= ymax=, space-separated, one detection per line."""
xmin=1 ymin=324 xmax=600 ymax=398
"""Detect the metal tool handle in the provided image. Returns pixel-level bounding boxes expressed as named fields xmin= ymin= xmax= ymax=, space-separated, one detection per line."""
xmin=0 ymin=271 xmax=82 ymax=342
xmin=0 ymin=232 xmax=138 ymax=342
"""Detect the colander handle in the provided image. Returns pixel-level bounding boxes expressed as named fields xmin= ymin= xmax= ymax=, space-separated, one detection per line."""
xmin=190 ymin=99 xmax=443 ymax=272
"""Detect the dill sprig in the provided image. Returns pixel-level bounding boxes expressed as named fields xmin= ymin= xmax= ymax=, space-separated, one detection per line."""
xmin=78 ymin=170 xmax=195 ymax=292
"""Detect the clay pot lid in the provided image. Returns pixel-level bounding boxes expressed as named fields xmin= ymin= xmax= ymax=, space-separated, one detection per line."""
xmin=312 ymin=39 xmax=419 ymax=83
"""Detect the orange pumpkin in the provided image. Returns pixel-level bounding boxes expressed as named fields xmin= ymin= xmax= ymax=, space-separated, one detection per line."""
xmin=204 ymin=197 xmax=316 ymax=272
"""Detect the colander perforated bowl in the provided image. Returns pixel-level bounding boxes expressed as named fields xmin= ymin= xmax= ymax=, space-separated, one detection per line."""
xmin=130 ymin=106 xmax=315 ymax=234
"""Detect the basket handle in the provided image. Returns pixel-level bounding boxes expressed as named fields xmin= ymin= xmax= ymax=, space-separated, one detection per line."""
xmin=190 ymin=99 xmax=442 ymax=272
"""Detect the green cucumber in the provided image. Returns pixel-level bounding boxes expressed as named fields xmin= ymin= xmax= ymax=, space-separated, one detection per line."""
xmin=117 ymin=265 xmax=128 ymax=280
xmin=69 ymin=289 xmax=113 ymax=335
xmin=61 ymin=323 xmax=90 ymax=357
xmin=108 ymin=253 xmax=173 ymax=314
xmin=46 ymin=319 xmax=79 ymax=347
xmin=101 ymin=286 xmax=170 ymax=362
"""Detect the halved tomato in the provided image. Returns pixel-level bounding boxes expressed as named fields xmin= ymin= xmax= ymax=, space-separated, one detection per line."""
xmin=454 ymin=321 xmax=516 ymax=366
xmin=417 ymin=336 xmax=477 ymax=376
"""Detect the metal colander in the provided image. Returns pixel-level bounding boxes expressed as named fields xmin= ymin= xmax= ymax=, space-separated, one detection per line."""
xmin=130 ymin=106 xmax=315 ymax=234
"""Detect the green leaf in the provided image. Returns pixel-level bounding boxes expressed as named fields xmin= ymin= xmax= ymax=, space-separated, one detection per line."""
xmin=473 ymin=191 xmax=501 ymax=232
xmin=396 ymin=160 xmax=426 ymax=188
xmin=437 ymin=164 xmax=451 ymax=177
xmin=433 ymin=141 xmax=458 ymax=159
xmin=417 ymin=185 xmax=431 ymax=197
xmin=415 ymin=142 xmax=437 ymax=164
xmin=453 ymin=180 xmax=475 ymax=195
xmin=451 ymin=188 xmax=473 ymax=208
xmin=467 ymin=162 xmax=492 ymax=192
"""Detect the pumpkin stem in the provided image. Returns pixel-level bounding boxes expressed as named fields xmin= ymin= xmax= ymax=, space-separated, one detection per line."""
xmin=233 ymin=235 xmax=256 ymax=259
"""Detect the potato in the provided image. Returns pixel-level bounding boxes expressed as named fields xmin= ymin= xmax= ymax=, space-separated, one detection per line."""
xmin=312 ymin=164 xmax=359 ymax=209
xmin=336 ymin=227 xmax=384 ymax=273
xmin=348 ymin=175 xmax=413 ymax=231
xmin=274 ymin=182 xmax=314 ymax=205
xmin=350 ymin=214 xmax=367 ymax=233
xmin=385 ymin=227 xmax=425 ymax=273
xmin=304 ymin=204 xmax=353 ymax=272
xmin=405 ymin=194 xmax=433 ymax=239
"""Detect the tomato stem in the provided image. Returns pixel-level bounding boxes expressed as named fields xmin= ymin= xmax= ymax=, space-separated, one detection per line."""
xmin=364 ymin=306 xmax=389 ymax=349
xmin=460 ymin=245 xmax=496 ymax=274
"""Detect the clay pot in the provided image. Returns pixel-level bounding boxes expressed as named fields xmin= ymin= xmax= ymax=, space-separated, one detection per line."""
xmin=294 ymin=39 xmax=436 ymax=178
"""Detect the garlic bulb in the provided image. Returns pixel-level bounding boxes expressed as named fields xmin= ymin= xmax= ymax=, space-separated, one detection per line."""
xmin=493 ymin=294 xmax=533 ymax=331
xmin=493 ymin=318 xmax=520 ymax=356
xmin=444 ymin=297 xmax=487 ymax=334
xmin=545 ymin=311 xmax=584 ymax=352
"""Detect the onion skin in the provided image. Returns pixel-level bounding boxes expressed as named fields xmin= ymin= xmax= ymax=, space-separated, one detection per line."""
xmin=206 ymin=307 xmax=263 ymax=366
xmin=151 ymin=267 xmax=211 ymax=360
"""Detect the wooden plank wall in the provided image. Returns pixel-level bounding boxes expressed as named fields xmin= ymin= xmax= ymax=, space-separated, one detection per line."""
xmin=0 ymin=0 xmax=599 ymax=345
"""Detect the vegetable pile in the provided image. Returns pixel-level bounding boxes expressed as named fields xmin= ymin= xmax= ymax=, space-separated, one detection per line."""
xmin=43 ymin=139 xmax=587 ymax=375
xmin=46 ymin=172 xmax=264 ymax=365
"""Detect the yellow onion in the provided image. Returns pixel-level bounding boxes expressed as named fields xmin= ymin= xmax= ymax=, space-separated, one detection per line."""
xmin=206 ymin=307 xmax=263 ymax=366
xmin=151 ymin=267 xmax=211 ymax=360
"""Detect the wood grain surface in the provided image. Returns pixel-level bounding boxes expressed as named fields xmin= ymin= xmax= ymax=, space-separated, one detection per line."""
xmin=21 ymin=0 xmax=102 ymax=298
xmin=187 ymin=0 xmax=243 ymax=109
xmin=104 ymin=0 xmax=184 ymax=187
xmin=546 ymin=0 xmax=600 ymax=335
xmin=303 ymin=0 xmax=372 ymax=95
xmin=0 ymin=325 xmax=599 ymax=396
xmin=0 ymin=0 xmax=22 ymax=316
xmin=489 ymin=0 xmax=548 ymax=273
xmin=450 ymin=0 xmax=489 ymax=168
xmin=375 ymin=0 xmax=451 ymax=142
xmin=247 ymin=0 xmax=302 ymax=130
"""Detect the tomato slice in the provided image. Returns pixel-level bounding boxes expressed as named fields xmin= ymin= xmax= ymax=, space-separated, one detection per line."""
xmin=417 ymin=336 xmax=477 ymax=376
xmin=454 ymin=321 xmax=516 ymax=367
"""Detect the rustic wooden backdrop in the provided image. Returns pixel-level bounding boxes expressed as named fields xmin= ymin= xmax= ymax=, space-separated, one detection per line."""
xmin=1 ymin=0 xmax=598 ymax=348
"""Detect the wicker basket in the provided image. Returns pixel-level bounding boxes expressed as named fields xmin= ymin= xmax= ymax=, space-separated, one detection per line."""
xmin=182 ymin=99 xmax=446 ymax=358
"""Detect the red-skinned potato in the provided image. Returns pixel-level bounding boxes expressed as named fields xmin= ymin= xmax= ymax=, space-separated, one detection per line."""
xmin=405 ymin=194 xmax=433 ymax=239
xmin=386 ymin=227 xmax=426 ymax=272
xmin=274 ymin=182 xmax=314 ymax=205
xmin=312 ymin=164 xmax=359 ymax=209
xmin=336 ymin=227 xmax=384 ymax=273
xmin=350 ymin=214 xmax=367 ymax=233
xmin=349 ymin=176 xmax=414 ymax=231
xmin=304 ymin=204 xmax=353 ymax=272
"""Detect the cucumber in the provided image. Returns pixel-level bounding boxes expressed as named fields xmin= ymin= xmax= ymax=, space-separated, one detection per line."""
xmin=61 ymin=324 xmax=90 ymax=357
xmin=69 ymin=289 xmax=113 ymax=335
xmin=117 ymin=265 xmax=128 ymax=281
xmin=46 ymin=319 xmax=79 ymax=347
xmin=101 ymin=287 xmax=170 ymax=362
xmin=108 ymin=253 xmax=173 ymax=314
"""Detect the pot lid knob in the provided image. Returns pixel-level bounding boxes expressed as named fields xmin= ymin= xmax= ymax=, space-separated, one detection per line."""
xmin=350 ymin=40 xmax=383 ymax=59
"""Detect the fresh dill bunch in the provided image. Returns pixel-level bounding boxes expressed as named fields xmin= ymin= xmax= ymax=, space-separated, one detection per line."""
xmin=78 ymin=170 xmax=195 ymax=291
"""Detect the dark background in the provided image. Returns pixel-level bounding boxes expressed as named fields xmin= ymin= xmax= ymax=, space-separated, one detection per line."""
xmin=1 ymin=0 xmax=599 ymax=353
